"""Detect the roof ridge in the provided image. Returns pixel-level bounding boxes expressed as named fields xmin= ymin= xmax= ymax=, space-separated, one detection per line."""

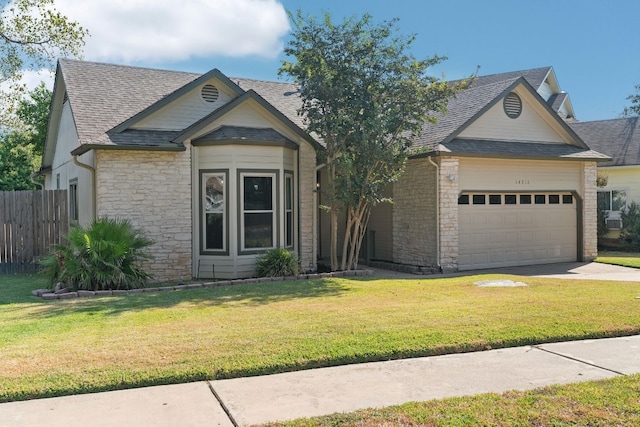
xmin=571 ymin=117 xmax=638 ymax=125
xmin=58 ymin=57 xmax=200 ymax=77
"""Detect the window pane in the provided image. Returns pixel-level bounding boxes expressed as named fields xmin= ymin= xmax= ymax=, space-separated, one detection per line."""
xmin=244 ymin=213 xmax=273 ymax=248
xmin=458 ymin=194 xmax=469 ymax=205
xmin=535 ymin=194 xmax=546 ymax=204
xmin=505 ymin=194 xmax=517 ymax=205
xmin=244 ymin=176 xmax=272 ymax=211
xmin=285 ymin=176 xmax=292 ymax=210
xmin=472 ymin=194 xmax=485 ymax=205
xmin=205 ymin=213 xmax=223 ymax=250
xmin=598 ymin=191 xmax=611 ymax=210
xmin=612 ymin=190 xmax=626 ymax=211
xmin=205 ymin=176 xmax=224 ymax=213
xmin=286 ymin=212 xmax=293 ymax=247
xmin=489 ymin=194 xmax=501 ymax=205
xmin=549 ymin=195 xmax=560 ymax=204
xmin=563 ymin=195 xmax=573 ymax=204
xmin=520 ymin=194 xmax=531 ymax=204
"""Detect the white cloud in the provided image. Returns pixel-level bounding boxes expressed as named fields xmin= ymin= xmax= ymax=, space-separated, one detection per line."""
xmin=0 ymin=69 xmax=55 ymax=94
xmin=54 ymin=0 xmax=290 ymax=64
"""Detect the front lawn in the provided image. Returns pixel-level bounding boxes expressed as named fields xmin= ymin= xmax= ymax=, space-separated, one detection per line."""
xmin=596 ymin=251 xmax=640 ymax=268
xmin=1 ymin=273 xmax=640 ymax=402
xmin=267 ymin=373 xmax=640 ymax=426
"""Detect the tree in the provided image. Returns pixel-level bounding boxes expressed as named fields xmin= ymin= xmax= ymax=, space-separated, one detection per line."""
xmin=0 ymin=82 xmax=51 ymax=190
xmin=280 ymin=11 xmax=464 ymax=271
xmin=0 ymin=0 xmax=86 ymax=117
xmin=621 ymin=84 xmax=640 ymax=117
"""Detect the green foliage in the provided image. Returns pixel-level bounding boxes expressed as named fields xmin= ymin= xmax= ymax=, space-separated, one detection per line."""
xmin=0 ymin=0 xmax=87 ymax=117
xmin=619 ymin=202 xmax=640 ymax=251
xmin=622 ymin=84 xmax=640 ymax=117
xmin=39 ymin=217 xmax=154 ymax=290
xmin=279 ymin=10 xmax=466 ymax=270
xmin=15 ymin=81 xmax=51 ymax=156
xmin=255 ymin=248 xmax=299 ymax=277
xmin=0 ymin=129 xmax=39 ymax=190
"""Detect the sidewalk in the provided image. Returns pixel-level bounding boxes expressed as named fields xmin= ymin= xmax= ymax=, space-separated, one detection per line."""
xmin=1 ymin=335 xmax=639 ymax=426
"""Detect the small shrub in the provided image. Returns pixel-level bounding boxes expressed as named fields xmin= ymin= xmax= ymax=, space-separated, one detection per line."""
xmin=39 ymin=217 xmax=154 ymax=290
xmin=255 ymin=248 xmax=299 ymax=277
xmin=619 ymin=202 xmax=640 ymax=251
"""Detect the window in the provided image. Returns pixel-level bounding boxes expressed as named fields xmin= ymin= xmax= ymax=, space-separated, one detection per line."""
xmin=489 ymin=194 xmax=502 ymax=205
xmin=202 ymin=171 xmax=226 ymax=252
xmin=285 ymin=173 xmax=294 ymax=248
xmin=598 ymin=190 xmax=626 ymax=212
xmin=535 ymin=194 xmax=546 ymax=204
xmin=69 ymin=179 xmax=78 ymax=223
xmin=472 ymin=194 xmax=486 ymax=205
xmin=241 ymin=172 xmax=277 ymax=251
xmin=520 ymin=194 xmax=531 ymax=204
xmin=549 ymin=194 xmax=560 ymax=204
xmin=505 ymin=194 xmax=517 ymax=205
xmin=563 ymin=195 xmax=574 ymax=204
xmin=458 ymin=194 xmax=469 ymax=205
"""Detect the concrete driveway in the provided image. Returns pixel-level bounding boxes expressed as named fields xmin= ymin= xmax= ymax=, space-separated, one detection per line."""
xmin=372 ymin=261 xmax=640 ymax=282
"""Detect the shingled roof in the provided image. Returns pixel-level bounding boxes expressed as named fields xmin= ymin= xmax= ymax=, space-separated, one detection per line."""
xmin=570 ymin=117 xmax=640 ymax=166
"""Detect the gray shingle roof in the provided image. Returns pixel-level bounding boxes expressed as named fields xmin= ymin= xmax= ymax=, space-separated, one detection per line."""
xmin=570 ymin=117 xmax=640 ymax=166
xmin=440 ymin=139 xmax=610 ymax=161
xmin=465 ymin=66 xmax=551 ymax=90
xmin=193 ymin=125 xmax=295 ymax=145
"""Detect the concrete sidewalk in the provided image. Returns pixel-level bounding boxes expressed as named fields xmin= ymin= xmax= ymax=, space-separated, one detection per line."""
xmin=1 ymin=335 xmax=639 ymax=426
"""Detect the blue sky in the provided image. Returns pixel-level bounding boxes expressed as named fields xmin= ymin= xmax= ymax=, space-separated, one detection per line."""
xmin=28 ymin=0 xmax=640 ymax=122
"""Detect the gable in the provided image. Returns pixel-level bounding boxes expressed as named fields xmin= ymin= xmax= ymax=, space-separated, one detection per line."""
xmin=131 ymin=77 xmax=237 ymax=131
xmin=458 ymin=85 xmax=576 ymax=145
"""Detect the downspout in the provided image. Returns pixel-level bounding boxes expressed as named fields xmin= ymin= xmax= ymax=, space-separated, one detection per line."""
xmin=427 ymin=156 xmax=441 ymax=271
xmin=73 ymin=154 xmax=96 ymax=221
xmin=312 ymin=163 xmax=326 ymax=271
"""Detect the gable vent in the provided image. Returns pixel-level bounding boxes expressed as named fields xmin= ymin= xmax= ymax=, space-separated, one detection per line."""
xmin=503 ymin=92 xmax=522 ymax=119
xmin=201 ymin=84 xmax=219 ymax=103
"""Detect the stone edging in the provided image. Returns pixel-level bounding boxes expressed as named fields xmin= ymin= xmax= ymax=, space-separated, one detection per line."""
xmin=32 ymin=269 xmax=375 ymax=300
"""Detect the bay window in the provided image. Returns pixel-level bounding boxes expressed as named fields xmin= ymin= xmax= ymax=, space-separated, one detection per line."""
xmin=202 ymin=171 xmax=227 ymax=253
xmin=241 ymin=172 xmax=277 ymax=251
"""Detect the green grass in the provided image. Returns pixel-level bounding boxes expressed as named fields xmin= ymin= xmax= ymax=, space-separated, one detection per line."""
xmin=1 ymin=272 xmax=640 ymax=403
xmin=596 ymin=251 xmax=640 ymax=268
xmin=266 ymin=374 xmax=640 ymax=426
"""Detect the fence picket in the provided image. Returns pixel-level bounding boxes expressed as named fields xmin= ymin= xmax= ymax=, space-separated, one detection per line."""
xmin=0 ymin=190 xmax=68 ymax=274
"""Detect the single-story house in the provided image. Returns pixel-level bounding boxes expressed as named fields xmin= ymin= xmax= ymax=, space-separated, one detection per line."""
xmin=39 ymin=60 xmax=609 ymax=281
xmin=570 ymin=117 xmax=640 ymax=236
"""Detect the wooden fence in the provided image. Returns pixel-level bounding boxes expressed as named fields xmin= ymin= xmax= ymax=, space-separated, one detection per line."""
xmin=0 ymin=190 xmax=68 ymax=274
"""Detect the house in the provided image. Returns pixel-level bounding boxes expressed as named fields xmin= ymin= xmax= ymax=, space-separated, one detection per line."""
xmin=39 ymin=60 xmax=608 ymax=281
xmin=570 ymin=117 xmax=640 ymax=237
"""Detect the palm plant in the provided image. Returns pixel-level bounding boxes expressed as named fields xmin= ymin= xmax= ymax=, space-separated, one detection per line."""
xmin=40 ymin=217 xmax=154 ymax=290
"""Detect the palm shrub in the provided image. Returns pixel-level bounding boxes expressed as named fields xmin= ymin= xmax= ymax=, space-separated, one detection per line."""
xmin=39 ymin=217 xmax=153 ymax=290
xmin=255 ymin=248 xmax=299 ymax=277
xmin=620 ymin=202 xmax=640 ymax=251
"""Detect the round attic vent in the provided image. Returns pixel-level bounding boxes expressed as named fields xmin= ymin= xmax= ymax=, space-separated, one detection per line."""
xmin=201 ymin=84 xmax=219 ymax=103
xmin=503 ymin=92 xmax=522 ymax=119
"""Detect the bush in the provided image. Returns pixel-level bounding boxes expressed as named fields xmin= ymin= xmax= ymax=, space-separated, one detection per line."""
xmin=39 ymin=217 xmax=154 ymax=290
xmin=619 ymin=201 xmax=640 ymax=251
xmin=255 ymin=248 xmax=299 ymax=277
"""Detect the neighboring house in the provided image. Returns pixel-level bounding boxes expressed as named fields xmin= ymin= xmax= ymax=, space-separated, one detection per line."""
xmin=39 ymin=60 xmax=608 ymax=281
xmin=570 ymin=117 xmax=640 ymax=237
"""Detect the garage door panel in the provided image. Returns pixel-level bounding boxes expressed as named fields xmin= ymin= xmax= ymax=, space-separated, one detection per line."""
xmin=459 ymin=192 xmax=577 ymax=270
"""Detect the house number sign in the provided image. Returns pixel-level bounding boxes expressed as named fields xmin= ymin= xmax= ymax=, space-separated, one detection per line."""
xmin=515 ymin=179 xmax=530 ymax=185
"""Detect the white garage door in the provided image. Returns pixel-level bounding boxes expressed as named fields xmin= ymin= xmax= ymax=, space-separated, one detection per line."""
xmin=458 ymin=192 xmax=577 ymax=270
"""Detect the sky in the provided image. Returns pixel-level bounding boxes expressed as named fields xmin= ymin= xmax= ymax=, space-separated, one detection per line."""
xmin=12 ymin=0 xmax=640 ymax=122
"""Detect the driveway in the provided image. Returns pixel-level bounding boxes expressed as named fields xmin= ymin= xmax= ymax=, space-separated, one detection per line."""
xmin=372 ymin=261 xmax=640 ymax=282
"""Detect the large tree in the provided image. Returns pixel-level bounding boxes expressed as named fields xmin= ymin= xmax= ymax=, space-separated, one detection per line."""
xmin=280 ymin=11 xmax=464 ymax=271
xmin=622 ymin=84 xmax=640 ymax=117
xmin=0 ymin=82 xmax=51 ymax=190
xmin=0 ymin=0 xmax=86 ymax=118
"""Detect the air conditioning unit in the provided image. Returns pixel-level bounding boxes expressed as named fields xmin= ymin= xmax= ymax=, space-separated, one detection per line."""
xmin=606 ymin=218 xmax=622 ymax=229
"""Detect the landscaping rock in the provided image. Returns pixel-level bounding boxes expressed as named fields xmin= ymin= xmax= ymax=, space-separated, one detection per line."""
xmin=128 ymin=289 xmax=144 ymax=294
xmin=58 ymin=292 xmax=78 ymax=299
xmin=95 ymin=290 xmax=113 ymax=296
xmin=77 ymin=290 xmax=96 ymax=297
xmin=143 ymin=287 xmax=159 ymax=292
xmin=54 ymin=287 xmax=72 ymax=295
xmin=32 ymin=289 xmax=51 ymax=297
xmin=186 ymin=283 xmax=203 ymax=289
xmin=112 ymin=290 xmax=129 ymax=296
xmin=41 ymin=293 xmax=59 ymax=300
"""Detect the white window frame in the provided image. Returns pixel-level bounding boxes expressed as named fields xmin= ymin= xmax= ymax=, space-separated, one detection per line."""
xmin=201 ymin=170 xmax=227 ymax=254
xmin=598 ymin=189 xmax=627 ymax=220
xmin=239 ymin=171 xmax=278 ymax=253
xmin=284 ymin=172 xmax=294 ymax=248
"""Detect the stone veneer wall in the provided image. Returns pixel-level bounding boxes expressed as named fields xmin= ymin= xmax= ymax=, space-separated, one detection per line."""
xmin=582 ymin=161 xmax=598 ymax=260
xmin=95 ymin=148 xmax=192 ymax=282
xmin=392 ymin=157 xmax=437 ymax=267
xmin=298 ymin=141 xmax=317 ymax=272
xmin=438 ymin=157 xmax=459 ymax=272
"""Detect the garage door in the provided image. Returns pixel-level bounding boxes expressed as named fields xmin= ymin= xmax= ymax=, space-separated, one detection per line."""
xmin=458 ymin=192 xmax=577 ymax=270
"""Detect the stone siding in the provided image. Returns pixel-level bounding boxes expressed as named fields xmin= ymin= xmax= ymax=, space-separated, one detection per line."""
xmin=582 ymin=162 xmax=598 ymax=260
xmin=298 ymin=141 xmax=317 ymax=272
xmin=392 ymin=157 xmax=438 ymax=267
xmin=438 ymin=157 xmax=459 ymax=272
xmin=96 ymin=148 xmax=192 ymax=282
